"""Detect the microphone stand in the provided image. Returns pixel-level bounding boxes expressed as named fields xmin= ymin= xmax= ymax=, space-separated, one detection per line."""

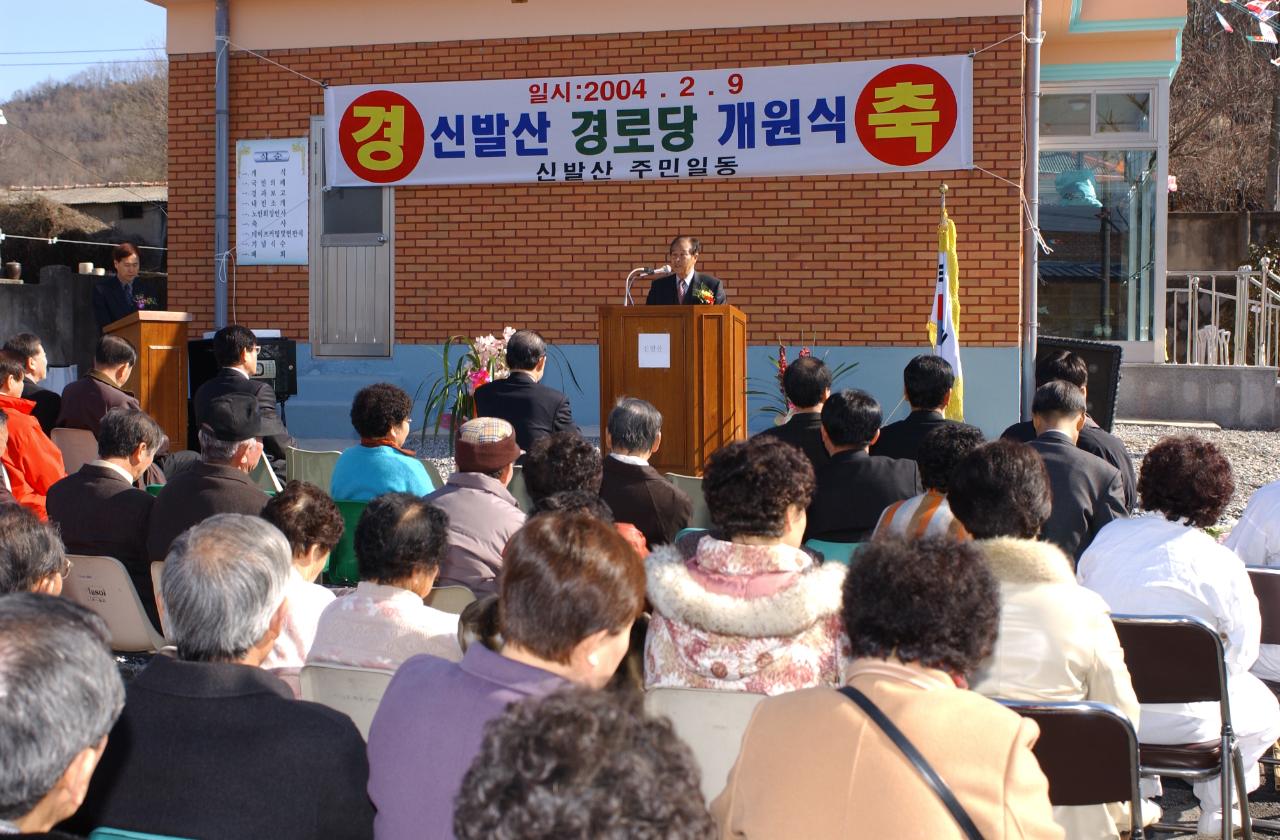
xmin=624 ymin=268 xmax=645 ymax=306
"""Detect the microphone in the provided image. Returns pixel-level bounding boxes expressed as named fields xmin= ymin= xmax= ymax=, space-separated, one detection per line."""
xmin=624 ymin=264 xmax=671 ymax=306
xmin=639 ymin=264 xmax=672 ymax=277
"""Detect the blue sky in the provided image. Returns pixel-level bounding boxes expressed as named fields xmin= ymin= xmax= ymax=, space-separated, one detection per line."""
xmin=0 ymin=0 xmax=166 ymax=103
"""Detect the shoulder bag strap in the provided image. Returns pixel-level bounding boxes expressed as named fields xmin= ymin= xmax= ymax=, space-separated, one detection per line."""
xmin=838 ymin=685 xmax=985 ymax=840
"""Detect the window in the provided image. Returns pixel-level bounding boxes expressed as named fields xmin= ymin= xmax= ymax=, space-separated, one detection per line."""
xmin=1040 ymin=88 xmax=1154 ymax=140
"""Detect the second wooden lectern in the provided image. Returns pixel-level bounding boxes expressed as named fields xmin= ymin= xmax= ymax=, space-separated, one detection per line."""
xmin=598 ymin=304 xmax=747 ymax=476
xmin=103 ymin=310 xmax=193 ymax=446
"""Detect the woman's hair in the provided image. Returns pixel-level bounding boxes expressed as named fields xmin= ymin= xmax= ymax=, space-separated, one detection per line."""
xmin=349 ymin=383 xmax=413 ymax=439
xmin=1139 ymin=435 xmax=1235 ymax=528
xmin=499 ymin=512 xmax=644 ymax=663
xmin=529 ymin=489 xmax=615 ymax=522
xmin=458 ymin=594 xmax=502 ymax=654
xmin=843 ymin=537 xmax=1000 ymax=676
xmin=947 ymin=440 xmax=1052 ymax=539
xmin=112 ymin=242 xmax=140 ymax=264
xmin=702 ymin=437 xmax=814 ymax=538
xmin=355 ymin=493 xmax=449 ymax=584
xmin=522 ymin=432 xmax=602 ymax=503
xmin=261 ymin=481 xmax=345 ymax=557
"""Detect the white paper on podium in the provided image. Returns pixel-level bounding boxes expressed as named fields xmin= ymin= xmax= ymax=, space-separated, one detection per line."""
xmin=638 ymin=333 xmax=670 ymax=369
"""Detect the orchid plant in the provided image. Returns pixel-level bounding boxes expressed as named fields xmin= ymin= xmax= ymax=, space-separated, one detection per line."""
xmin=746 ymin=340 xmax=858 ymax=424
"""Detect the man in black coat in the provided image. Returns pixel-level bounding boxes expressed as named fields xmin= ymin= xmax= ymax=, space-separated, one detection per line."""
xmin=872 ymin=354 xmax=978 ymax=463
xmin=64 ymin=515 xmax=373 ymax=840
xmin=3 ymin=333 xmax=60 ymax=436
xmin=91 ymin=246 xmax=160 ymax=332
xmin=1027 ymin=381 xmax=1127 ymax=563
xmin=473 ymin=329 xmax=577 ymax=458
xmin=805 ymin=389 xmax=922 ymax=543
xmin=599 ymin=397 xmax=692 ymax=547
xmin=754 ymin=355 xmax=831 ymax=473
xmin=645 ymin=235 xmax=727 ymax=305
xmin=192 ymin=324 xmax=295 ymax=466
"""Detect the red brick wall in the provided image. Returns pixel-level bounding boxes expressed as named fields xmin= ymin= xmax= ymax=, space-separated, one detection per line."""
xmin=168 ymin=16 xmax=1025 ymax=346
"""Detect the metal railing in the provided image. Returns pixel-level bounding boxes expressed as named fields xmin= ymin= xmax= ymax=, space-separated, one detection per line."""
xmin=1165 ymin=261 xmax=1280 ymax=366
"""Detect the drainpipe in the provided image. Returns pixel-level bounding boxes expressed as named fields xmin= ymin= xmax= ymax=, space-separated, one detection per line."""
xmin=214 ymin=0 xmax=229 ymax=328
xmin=1021 ymin=0 xmax=1043 ymax=419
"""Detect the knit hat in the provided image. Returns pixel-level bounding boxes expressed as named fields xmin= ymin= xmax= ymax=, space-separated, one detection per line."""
xmin=202 ymin=392 xmax=264 ymax=441
xmin=456 ymin=417 xmax=521 ymax=473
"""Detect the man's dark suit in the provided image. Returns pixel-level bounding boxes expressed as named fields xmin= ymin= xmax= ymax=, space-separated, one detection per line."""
xmin=1003 ymin=418 xmax=1136 ymax=511
xmin=599 ymin=455 xmax=693 ymax=547
xmin=56 ymin=370 xmax=140 ymax=436
xmin=645 ymin=271 xmax=727 ymax=305
xmin=753 ymin=411 xmax=830 ymax=473
xmin=46 ymin=463 xmax=158 ymax=626
xmin=871 ymin=410 xmax=979 ymax=463
xmin=63 ymin=656 xmax=374 ymax=840
xmin=805 ymin=449 xmax=922 ymax=543
xmin=1027 ymin=430 xmax=1128 ymax=563
xmin=20 ymin=378 xmax=61 ymax=436
xmin=193 ymin=368 xmax=295 ymax=462
xmin=145 ymin=462 xmax=267 ymax=562
xmin=92 ymin=275 xmax=159 ymax=332
xmin=472 ymin=370 xmax=577 ymax=457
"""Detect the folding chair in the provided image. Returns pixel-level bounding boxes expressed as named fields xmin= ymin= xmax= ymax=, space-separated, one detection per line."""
xmin=1246 ymin=567 xmax=1280 ymax=788
xmin=644 ymin=687 xmax=765 ymax=803
xmin=665 ymin=472 xmax=711 ymax=529
xmin=424 ymin=584 xmax=476 ymax=614
xmin=249 ymin=455 xmax=283 ymax=494
xmin=507 ymin=464 xmax=533 ymax=512
xmin=149 ymin=561 xmax=169 ymax=637
xmin=418 ymin=458 xmax=445 ymax=491
xmin=63 ymin=554 xmax=167 ymax=653
xmin=284 ymin=446 xmax=341 ymax=488
xmin=326 ymin=500 xmax=369 ymax=585
xmin=51 ymin=427 xmax=99 ymax=474
xmin=1111 ymin=614 xmax=1254 ymax=840
xmin=803 ymin=539 xmax=863 ymax=566
xmin=90 ymin=828 xmax=192 ymax=840
xmin=299 ymin=663 xmax=394 ymax=740
xmin=1001 ymin=700 xmax=1145 ymax=840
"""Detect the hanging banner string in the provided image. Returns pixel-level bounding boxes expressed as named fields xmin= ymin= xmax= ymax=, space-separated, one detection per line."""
xmin=0 ymin=231 xmax=167 ymax=251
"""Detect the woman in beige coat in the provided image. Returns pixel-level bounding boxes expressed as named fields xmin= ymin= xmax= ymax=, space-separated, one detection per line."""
xmin=712 ymin=537 xmax=1063 ymax=840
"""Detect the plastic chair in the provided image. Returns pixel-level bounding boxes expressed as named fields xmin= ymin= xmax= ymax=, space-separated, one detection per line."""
xmin=51 ymin=427 xmax=99 ymax=474
xmin=326 ymin=500 xmax=369 ymax=585
xmin=803 ymin=539 xmax=862 ymax=565
xmin=644 ymin=686 xmax=766 ymax=803
xmin=665 ymin=472 xmax=711 ymax=529
xmin=63 ymin=554 xmax=167 ymax=653
xmin=1247 ymin=567 xmax=1280 ymax=793
xmin=1000 ymin=700 xmax=1145 ymax=839
xmin=149 ymin=561 xmax=169 ymax=637
xmin=507 ymin=464 xmax=533 ymax=512
xmin=249 ymin=456 xmax=283 ymax=494
xmin=424 ymin=584 xmax=476 ymax=614
xmin=418 ymin=458 xmax=445 ymax=491
xmin=145 ymin=484 xmax=164 ymax=497
xmin=1112 ymin=614 xmax=1254 ymax=840
xmin=300 ymin=663 xmax=394 ymax=740
xmin=90 ymin=829 xmax=192 ymax=840
xmin=285 ymin=446 xmax=341 ymax=488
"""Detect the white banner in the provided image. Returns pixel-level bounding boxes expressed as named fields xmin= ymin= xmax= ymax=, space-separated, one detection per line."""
xmin=323 ymin=56 xmax=972 ymax=187
xmin=235 ymin=138 xmax=308 ymax=265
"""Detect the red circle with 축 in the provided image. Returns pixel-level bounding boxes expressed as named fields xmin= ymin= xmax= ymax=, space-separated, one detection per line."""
xmin=337 ymin=89 xmax=426 ymax=184
xmin=854 ymin=64 xmax=958 ymax=168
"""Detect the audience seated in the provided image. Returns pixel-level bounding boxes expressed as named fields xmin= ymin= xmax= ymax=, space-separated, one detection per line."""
xmin=0 ymin=594 xmax=124 ymax=839
xmin=1225 ymin=477 xmax=1280 ymax=680
xmin=712 ymin=538 xmax=1062 ymax=839
xmin=3 ymin=333 xmax=60 ymax=436
xmin=805 ymin=388 xmax=921 ymax=543
xmin=308 ymin=492 xmax=460 ymax=669
xmin=1079 ymin=436 xmax=1280 ymax=836
xmin=949 ymin=439 xmax=1143 ymax=839
xmin=1002 ymin=348 xmax=1137 ymax=510
xmin=368 ymin=512 xmax=643 ymax=839
xmin=752 ymin=355 xmax=832 ymax=472
xmin=0 ymin=352 xmax=66 ymax=519
xmin=65 ymin=514 xmax=374 ymax=839
xmin=870 ymin=354 xmax=976 ymax=462
xmin=54 ymin=335 xmax=140 ymax=436
xmin=0 ymin=410 xmax=13 ymax=507
xmin=260 ymin=481 xmax=345 ymax=670
xmin=0 ymin=505 xmax=67 ymax=596
xmin=145 ymin=392 xmax=267 ymax=562
xmin=872 ymin=423 xmax=984 ymax=540
xmin=599 ymin=397 xmax=691 ymax=547
xmin=532 ymin=488 xmax=648 ymax=557
xmin=472 ymin=328 xmax=578 ymax=457
xmin=646 ymin=436 xmax=847 ymax=694
xmin=454 ymin=689 xmax=715 ymax=839
xmin=426 ymin=417 xmax=526 ymax=594
xmin=46 ymin=407 xmax=163 ymax=626
xmin=521 ymin=430 xmax=603 ymax=504
xmin=330 ymin=383 xmax=433 ymax=500
xmin=192 ymin=324 xmax=295 ymax=468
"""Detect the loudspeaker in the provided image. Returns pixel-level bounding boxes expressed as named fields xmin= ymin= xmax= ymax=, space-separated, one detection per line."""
xmin=1036 ymin=336 xmax=1123 ymax=432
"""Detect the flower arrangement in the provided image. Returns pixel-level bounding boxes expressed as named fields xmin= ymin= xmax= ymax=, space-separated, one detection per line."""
xmin=134 ymin=294 xmax=159 ymax=310
xmin=693 ymin=284 xmax=715 ymax=304
xmin=747 ymin=339 xmax=858 ymax=425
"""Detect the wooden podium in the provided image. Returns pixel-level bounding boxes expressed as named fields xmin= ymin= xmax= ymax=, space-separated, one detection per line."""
xmin=598 ymin=304 xmax=747 ymax=476
xmin=103 ymin=311 xmax=193 ymax=446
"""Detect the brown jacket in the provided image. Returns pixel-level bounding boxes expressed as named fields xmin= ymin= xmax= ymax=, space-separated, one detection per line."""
xmin=712 ymin=658 xmax=1063 ymax=840
xmin=599 ymin=456 xmax=692 ymax=546
xmin=145 ymin=462 xmax=268 ymax=562
xmin=56 ymin=370 xmax=141 ymax=435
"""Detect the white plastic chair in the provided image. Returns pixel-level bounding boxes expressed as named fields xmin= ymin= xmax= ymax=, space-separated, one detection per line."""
xmin=299 ymin=663 xmax=395 ymax=740
xmin=644 ymin=686 xmax=765 ymax=802
xmin=424 ymin=584 xmax=476 ymax=614
xmin=51 ymin=427 xmax=99 ymax=474
xmin=249 ymin=455 xmax=284 ymax=493
xmin=285 ymin=447 xmax=341 ymax=488
xmin=63 ymin=554 xmax=167 ymax=653
xmin=664 ymin=472 xmax=712 ymax=529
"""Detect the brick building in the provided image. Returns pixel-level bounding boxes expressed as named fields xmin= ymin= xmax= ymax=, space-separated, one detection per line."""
xmin=152 ymin=0 xmax=1185 ymax=438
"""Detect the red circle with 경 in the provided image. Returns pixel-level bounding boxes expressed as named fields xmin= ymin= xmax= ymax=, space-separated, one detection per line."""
xmin=337 ymin=90 xmax=425 ymax=184
xmin=854 ymin=64 xmax=958 ymax=167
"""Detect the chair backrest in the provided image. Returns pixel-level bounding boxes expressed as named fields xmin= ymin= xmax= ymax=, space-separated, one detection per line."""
xmin=424 ymin=584 xmax=477 ymax=614
xmin=249 ymin=456 xmax=283 ymax=493
xmin=149 ymin=561 xmax=169 ymax=636
xmin=418 ymin=458 xmax=445 ymax=491
xmin=803 ymin=539 xmax=862 ymax=565
xmin=51 ymin=427 xmax=99 ymax=474
xmin=665 ymin=473 xmax=711 ymax=529
xmin=1111 ymin=614 xmax=1227 ymax=709
xmin=90 ymin=828 xmax=192 ymax=840
xmin=1001 ymin=700 xmax=1142 ymax=819
xmin=645 ymin=687 xmax=765 ymax=803
xmin=299 ymin=663 xmax=394 ymax=740
xmin=327 ymin=500 xmax=369 ymax=585
xmin=63 ymin=554 xmax=167 ymax=653
xmin=506 ymin=464 xmax=533 ymax=512
xmin=1248 ymin=566 xmax=1280 ymax=647
xmin=285 ymin=447 xmax=341 ymax=488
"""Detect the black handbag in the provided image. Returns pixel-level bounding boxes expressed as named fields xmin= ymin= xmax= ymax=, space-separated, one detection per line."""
xmin=838 ymin=685 xmax=985 ymax=840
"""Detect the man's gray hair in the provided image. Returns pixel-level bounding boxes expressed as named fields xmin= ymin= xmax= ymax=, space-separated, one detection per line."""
xmin=161 ymin=514 xmax=290 ymax=662
xmin=607 ymin=397 xmax=663 ymax=453
xmin=0 ymin=593 xmax=124 ymax=821
xmin=197 ymin=427 xmax=255 ymax=465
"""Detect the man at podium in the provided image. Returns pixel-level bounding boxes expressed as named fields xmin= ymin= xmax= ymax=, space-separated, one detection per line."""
xmin=645 ymin=236 xmax=727 ymax=305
